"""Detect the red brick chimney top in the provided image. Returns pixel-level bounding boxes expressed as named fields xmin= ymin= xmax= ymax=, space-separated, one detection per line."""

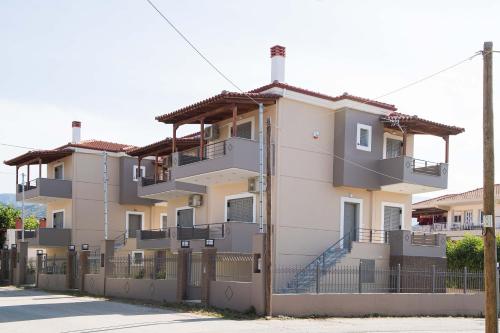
xmin=72 ymin=121 xmax=81 ymax=128
xmin=270 ymin=45 xmax=286 ymax=57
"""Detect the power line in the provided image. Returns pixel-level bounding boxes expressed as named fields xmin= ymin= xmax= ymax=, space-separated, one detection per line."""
xmin=0 ymin=143 xmax=36 ymax=150
xmin=144 ymin=0 xmax=260 ymax=106
xmin=374 ymin=51 xmax=482 ymax=100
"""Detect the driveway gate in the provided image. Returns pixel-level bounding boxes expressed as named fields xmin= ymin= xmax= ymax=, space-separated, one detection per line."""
xmin=186 ymin=253 xmax=202 ymax=300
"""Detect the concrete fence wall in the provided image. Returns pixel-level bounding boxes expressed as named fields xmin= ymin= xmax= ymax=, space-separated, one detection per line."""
xmin=83 ymin=273 xmax=105 ymax=296
xmin=104 ymin=278 xmax=177 ymax=303
xmin=272 ymin=293 xmax=485 ymax=317
xmin=37 ymin=273 xmax=67 ymax=291
xmin=209 ymin=281 xmax=253 ymax=312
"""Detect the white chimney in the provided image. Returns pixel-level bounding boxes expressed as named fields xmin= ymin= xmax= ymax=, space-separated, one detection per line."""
xmin=72 ymin=121 xmax=81 ymax=144
xmin=270 ymin=45 xmax=286 ymax=83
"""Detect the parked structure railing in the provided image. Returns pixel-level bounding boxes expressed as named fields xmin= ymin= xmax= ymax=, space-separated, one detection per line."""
xmin=274 ymin=265 xmax=484 ymax=294
xmin=215 ymin=253 xmax=254 ymax=282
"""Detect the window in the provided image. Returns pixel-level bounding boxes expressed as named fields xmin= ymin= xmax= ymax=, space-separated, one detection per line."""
xmin=479 ymin=210 xmax=484 ymax=224
xmin=131 ymin=251 xmax=144 ymax=266
xmin=385 ymin=138 xmax=402 ymax=158
xmin=356 ymin=124 xmax=372 ymax=151
xmin=126 ymin=212 xmax=143 ymax=238
xmin=176 ymin=207 xmax=195 ymax=228
xmin=54 ymin=164 xmax=64 ymax=180
xmin=52 ymin=210 xmax=64 ymax=229
xmin=453 ymin=215 xmax=462 ymax=223
xmin=383 ymin=205 xmax=402 ymax=231
xmin=464 ymin=210 xmax=473 ymax=225
xmin=133 ymin=165 xmax=146 ymax=181
xmin=225 ymin=193 xmax=255 ymax=223
xmin=160 ymin=214 xmax=168 ymax=230
xmin=229 ymin=119 xmax=254 ymax=140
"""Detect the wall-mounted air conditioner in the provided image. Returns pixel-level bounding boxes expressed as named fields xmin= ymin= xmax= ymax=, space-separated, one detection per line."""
xmin=248 ymin=176 xmax=266 ymax=193
xmin=204 ymin=124 xmax=220 ymax=141
xmin=188 ymin=194 xmax=203 ymax=207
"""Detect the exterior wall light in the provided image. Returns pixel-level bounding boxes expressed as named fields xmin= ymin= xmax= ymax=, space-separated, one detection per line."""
xmin=205 ymin=239 xmax=215 ymax=247
xmin=180 ymin=240 xmax=190 ymax=248
xmin=11 ymin=244 xmax=17 ymax=249
xmin=68 ymin=245 xmax=76 ymax=252
xmin=36 ymin=250 xmax=44 ymax=255
xmin=3 ymin=245 xmax=8 ymax=250
xmin=81 ymin=244 xmax=89 ymax=251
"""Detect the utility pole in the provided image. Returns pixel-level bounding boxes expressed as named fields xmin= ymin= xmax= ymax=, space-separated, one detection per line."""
xmin=258 ymin=103 xmax=265 ymax=233
xmin=483 ymin=41 xmax=497 ymax=333
xmin=21 ymin=172 xmax=25 ymax=241
xmin=103 ymin=151 xmax=109 ymax=240
xmin=265 ymin=117 xmax=272 ymax=317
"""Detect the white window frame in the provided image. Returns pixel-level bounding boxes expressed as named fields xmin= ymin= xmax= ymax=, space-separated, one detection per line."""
xmin=176 ymin=206 xmax=196 ymax=227
xmin=380 ymin=202 xmax=405 ymax=232
xmin=133 ymin=165 xmax=146 ymax=182
xmin=53 ymin=162 xmax=64 ymax=180
xmin=51 ymin=209 xmax=65 ymax=228
xmin=224 ymin=192 xmax=257 ymax=223
xmin=356 ymin=123 xmax=372 ymax=152
xmin=125 ymin=211 xmax=144 ymax=239
xmin=382 ymin=132 xmax=403 ymax=159
xmin=131 ymin=250 xmax=144 ymax=266
xmin=228 ymin=117 xmax=255 ymax=140
xmin=160 ymin=213 xmax=168 ymax=231
xmin=340 ymin=197 xmax=363 ymax=245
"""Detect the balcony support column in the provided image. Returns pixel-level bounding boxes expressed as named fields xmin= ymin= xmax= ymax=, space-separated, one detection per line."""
xmin=443 ymin=135 xmax=449 ymax=163
xmin=231 ymin=105 xmax=238 ymax=137
xmin=26 ymin=163 xmax=30 ymax=185
xmin=15 ymin=166 xmax=18 ymax=189
xmin=154 ymin=154 xmax=158 ymax=183
xmin=172 ymin=124 xmax=178 ymax=152
xmin=137 ymin=157 xmax=142 ymax=179
xmin=200 ymin=118 xmax=205 ymax=160
xmin=402 ymin=132 xmax=407 ymax=156
xmin=38 ymin=158 xmax=42 ymax=179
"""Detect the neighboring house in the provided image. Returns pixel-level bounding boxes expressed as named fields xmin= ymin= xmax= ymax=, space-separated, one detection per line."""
xmin=126 ymin=45 xmax=464 ymax=272
xmin=413 ymin=185 xmax=500 ymax=240
xmin=3 ymin=121 xmax=167 ymax=257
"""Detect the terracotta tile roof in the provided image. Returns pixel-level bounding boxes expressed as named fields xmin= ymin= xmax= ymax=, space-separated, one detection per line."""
xmin=249 ymin=82 xmax=398 ymax=111
xmin=413 ymin=185 xmax=500 ymax=208
xmin=382 ymin=111 xmax=465 ymax=136
xmin=4 ymin=149 xmax=73 ymax=166
xmin=58 ymin=140 xmax=136 ymax=153
xmin=126 ymin=138 xmax=199 ymax=157
xmin=155 ymin=91 xmax=280 ymax=123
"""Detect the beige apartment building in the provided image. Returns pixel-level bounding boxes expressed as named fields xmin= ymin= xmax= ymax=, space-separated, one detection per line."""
xmin=413 ymin=185 xmax=500 ymax=240
xmin=4 ymin=122 xmax=167 ymax=256
xmin=126 ymin=45 xmax=464 ymax=275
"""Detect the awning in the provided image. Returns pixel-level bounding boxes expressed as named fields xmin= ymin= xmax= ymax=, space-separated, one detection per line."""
xmin=4 ymin=149 xmax=73 ymax=166
xmin=381 ymin=112 xmax=464 ymax=136
xmin=127 ymin=138 xmax=199 ymax=157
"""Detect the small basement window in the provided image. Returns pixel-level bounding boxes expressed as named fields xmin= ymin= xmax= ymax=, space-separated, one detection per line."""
xmin=356 ymin=124 xmax=372 ymax=151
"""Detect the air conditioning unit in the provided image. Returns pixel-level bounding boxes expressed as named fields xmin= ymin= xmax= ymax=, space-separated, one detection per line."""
xmin=248 ymin=176 xmax=266 ymax=193
xmin=188 ymin=194 xmax=203 ymax=207
xmin=204 ymin=124 xmax=220 ymax=141
xmin=162 ymin=155 xmax=172 ymax=168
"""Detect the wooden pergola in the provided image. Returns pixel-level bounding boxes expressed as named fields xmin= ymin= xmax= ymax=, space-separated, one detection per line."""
xmin=381 ymin=113 xmax=465 ymax=163
xmin=4 ymin=149 xmax=73 ymax=187
xmin=155 ymin=91 xmax=279 ymax=156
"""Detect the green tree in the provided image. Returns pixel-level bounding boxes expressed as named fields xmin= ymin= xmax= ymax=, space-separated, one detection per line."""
xmin=447 ymin=234 xmax=500 ymax=271
xmin=0 ymin=205 xmax=21 ymax=246
xmin=23 ymin=215 xmax=39 ymax=230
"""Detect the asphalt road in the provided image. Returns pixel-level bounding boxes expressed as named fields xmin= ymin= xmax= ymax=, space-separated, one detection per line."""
xmin=0 ymin=286 xmax=488 ymax=332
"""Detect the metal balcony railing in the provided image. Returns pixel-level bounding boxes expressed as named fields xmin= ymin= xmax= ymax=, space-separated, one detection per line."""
xmin=139 ymin=228 xmax=170 ymax=240
xmin=176 ymin=223 xmax=225 ymax=240
xmin=412 ymin=158 xmax=441 ymax=176
xmin=17 ymin=179 xmax=38 ymax=193
xmin=178 ymin=141 xmax=227 ymax=166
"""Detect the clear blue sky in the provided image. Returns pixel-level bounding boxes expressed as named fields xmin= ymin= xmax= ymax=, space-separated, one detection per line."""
xmin=1 ymin=0 xmax=499 ymax=199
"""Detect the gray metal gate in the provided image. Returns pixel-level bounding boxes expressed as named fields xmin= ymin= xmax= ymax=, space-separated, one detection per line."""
xmin=186 ymin=253 xmax=202 ymax=300
xmin=24 ymin=257 xmax=36 ymax=285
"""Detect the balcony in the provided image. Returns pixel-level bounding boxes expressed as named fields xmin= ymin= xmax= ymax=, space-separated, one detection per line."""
xmin=171 ymin=137 xmax=262 ymax=186
xmin=170 ymin=222 xmax=261 ymax=252
xmin=137 ymin=178 xmax=206 ymax=201
xmin=378 ymin=156 xmax=448 ymax=194
xmin=15 ymin=228 xmax=71 ymax=248
xmin=16 ymin=178 xmax=72 ymax=204
xmin=136 ymin=229 xmax=171 ymax=250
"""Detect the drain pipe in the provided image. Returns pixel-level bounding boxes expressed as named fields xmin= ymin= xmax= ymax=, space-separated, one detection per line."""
xmin=259 ymin=103 xmax=265 ymax=233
